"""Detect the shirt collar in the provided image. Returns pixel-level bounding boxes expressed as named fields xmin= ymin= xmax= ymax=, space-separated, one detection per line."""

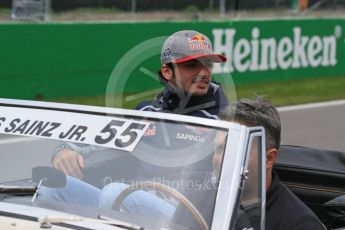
xmin=266 ymin=171 xmax=281 ymax=208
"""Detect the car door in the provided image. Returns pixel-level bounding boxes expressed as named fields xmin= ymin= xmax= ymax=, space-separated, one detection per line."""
xmin=232 ymin=130 xmax=266 ymax=230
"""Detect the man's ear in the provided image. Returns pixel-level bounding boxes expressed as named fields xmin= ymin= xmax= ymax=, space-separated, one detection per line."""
xmin=266 ymin=148 xmax=278 ymax=170
xmin=161 ymin=64 xmax=173 ymax=81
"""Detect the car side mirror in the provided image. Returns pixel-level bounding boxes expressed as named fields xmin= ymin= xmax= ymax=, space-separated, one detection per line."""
xmin=32 ymin=166 xmax=66 ymax=188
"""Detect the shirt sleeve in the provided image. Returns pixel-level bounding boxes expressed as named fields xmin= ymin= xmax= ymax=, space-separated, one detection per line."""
xmin=51 ymin=142 xmax=106 ymax=161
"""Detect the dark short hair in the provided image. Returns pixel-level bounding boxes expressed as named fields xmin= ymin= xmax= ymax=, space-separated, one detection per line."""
xmin=219 ymin=96 xmax=281 ymax=150
xmin=158 ymin=62 xmax=174 ymax=84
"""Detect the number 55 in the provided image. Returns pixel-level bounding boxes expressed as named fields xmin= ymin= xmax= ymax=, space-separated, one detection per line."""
xmin=115 ymin=123 xmax=146 ymax=148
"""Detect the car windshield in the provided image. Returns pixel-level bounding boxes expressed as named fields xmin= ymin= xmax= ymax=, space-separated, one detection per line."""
xmin=0 ymin=102 xmax=236 ymax=230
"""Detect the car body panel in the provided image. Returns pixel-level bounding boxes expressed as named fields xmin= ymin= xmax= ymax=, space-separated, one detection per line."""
xmin=0 ymin=202 xmax=123 ymax=230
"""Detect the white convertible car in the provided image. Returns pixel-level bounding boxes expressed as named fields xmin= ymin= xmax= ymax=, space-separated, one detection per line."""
xmin=0 ymin=98 xmax=266 ymax=230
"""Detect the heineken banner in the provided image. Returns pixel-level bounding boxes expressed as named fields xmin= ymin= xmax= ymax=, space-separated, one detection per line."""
xmin=0 ymin=18 xmax=344 ymax=99
xmin=211 ymin=19 xmax=343 ymax=83
xmin=213 ymin=24 xmax=338 ymax=74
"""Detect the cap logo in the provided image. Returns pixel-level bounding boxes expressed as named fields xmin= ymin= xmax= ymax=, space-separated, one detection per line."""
xmin=191 ymin=34 xmax=206 ymax=42
xmin=162 ymin=48 xmax=171 ymax=62
xmin=163 ymin=48 xmax=171 ymax=58
xmin=187 ymin=34 xmax=211 ymax=51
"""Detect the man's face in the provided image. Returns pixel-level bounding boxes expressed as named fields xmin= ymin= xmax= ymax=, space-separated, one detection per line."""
xmin=172 ymin=58 xmax=213 ymax=96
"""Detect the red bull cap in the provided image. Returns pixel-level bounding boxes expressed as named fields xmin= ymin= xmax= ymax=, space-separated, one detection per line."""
xmin=160 ymin=30 xmax=227 ymax=64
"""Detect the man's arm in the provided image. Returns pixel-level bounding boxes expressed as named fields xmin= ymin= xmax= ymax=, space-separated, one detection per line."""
xmin=52 ymin=143 xmax=102 ymax=179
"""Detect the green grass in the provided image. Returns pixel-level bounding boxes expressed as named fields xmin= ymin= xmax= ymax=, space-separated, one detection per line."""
xmin=0 ymin=8 xmax=10 ymax=13
xmin=49 ymin=95 xmax=107 ymax=107
xmin=48 ymin=94 xmax=146 ymax=108
xmin=235 ymin=76 xmax=345 ymax=107
xmin=48 ymin=75 xmax=345 ymax=108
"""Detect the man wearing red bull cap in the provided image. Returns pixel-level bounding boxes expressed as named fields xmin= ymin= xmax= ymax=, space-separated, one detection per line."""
xmin=41 ymin=29 xmax=228 ymax=198
xmin=40 ymin=31 xmax=228 ymax=218
xmin=38 ymin=30 xmax=229 ymax=227
xmin=52 ymin=30 xmax=229 ymax=178
xmin=39 ymin=30 xmax=228 ymax=226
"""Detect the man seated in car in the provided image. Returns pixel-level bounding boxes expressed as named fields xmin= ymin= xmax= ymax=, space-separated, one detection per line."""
xmin=219 ymin=96 xmax=326 ymax=230
xmin=39 ymin=29 xmax=229 ymax=221
xmin=51 ymin=29 xmax=228 ymax=179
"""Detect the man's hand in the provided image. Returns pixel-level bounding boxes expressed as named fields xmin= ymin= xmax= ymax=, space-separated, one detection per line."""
xmin=52 ymin=148 xmax=85 ymax=179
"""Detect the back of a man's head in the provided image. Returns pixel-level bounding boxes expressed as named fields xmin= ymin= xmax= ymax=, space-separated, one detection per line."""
xmin=219 ymin=96 xmax=281 ymax=150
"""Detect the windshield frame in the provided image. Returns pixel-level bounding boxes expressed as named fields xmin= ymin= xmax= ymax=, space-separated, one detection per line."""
xmin=0 ymin=98 xmax=264 ymax=230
